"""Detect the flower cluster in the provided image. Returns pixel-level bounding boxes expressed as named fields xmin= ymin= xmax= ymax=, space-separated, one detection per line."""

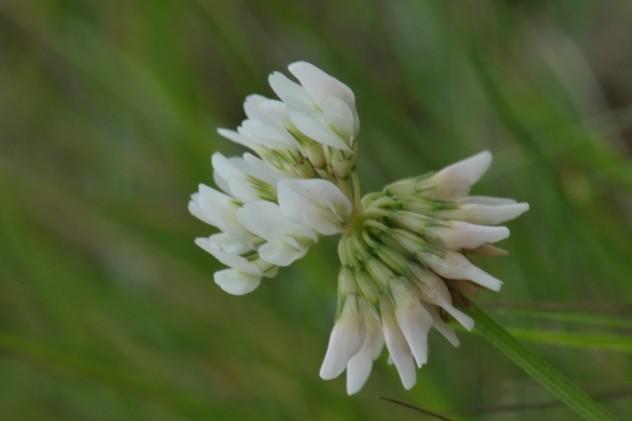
xmin=189 ymin=61 xmax=358 ymax=295
xmin=189 ymin=61 xmax=529 ymax=394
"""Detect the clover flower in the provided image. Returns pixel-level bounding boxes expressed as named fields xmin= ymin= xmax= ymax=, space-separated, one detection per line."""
xmin=189 ymin=61 xmax=529 ymax=394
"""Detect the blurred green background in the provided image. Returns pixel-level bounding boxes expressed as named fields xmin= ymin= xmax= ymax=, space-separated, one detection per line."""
xmin=1 ymin=1 xmax=631 ymax=420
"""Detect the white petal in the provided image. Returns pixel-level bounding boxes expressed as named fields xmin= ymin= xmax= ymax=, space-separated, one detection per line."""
xmin=437 ymin=300 xmax=473 ymax=331
xmin=206 ymin=232 xmax=252 ymax=255
xmin=319 ymin=296 xmax=364 ymax=380
xmin=236 ymin=200 xmax=317 ymax=242
xmin=460 ymin=195 xmax=518 ymax=205
xmin=278 ymin=179 xmax=352 ymax=235
xmin=420 ymin=251 xmax=503 ymax=291
xmin=214 ymin=269 xmax=261 ymax=295
xmin=252 ymin=124 xmax=299 ymax=150
xmin=244 ymin=94 xmax=290 ymax=127
xmin=392 ymin=282 xmax=433 ymax=367
xmin=437 ymin=202 xmax=530 ymax=225
xmin=421 ymin=151 xmax=492 ymax=199
xmin=217 ymin=128 xmax=257 ymax=150
xmin=346 ymin=302 xmax=383 ymax=395
xmin=409 ymin=266 xmax=474 ymax=331
xmin=195 ymin=237 xmax=262 ymax=275
xmin=258 ymin=241 xmax=307 ymax=266
xmin=346 ymin=347 xmax=372 ymax=395
xmin=287 ymin=61 xmax=355 ymax=111
xmin=380 ymin=297 xmax=416 ymax=390
xmin=212 ymin=153 xmax=286 ymax=202
xmin=212 ymin=169 xmax=231 ymax=195
xmin=432 ymin=221 xmax=509 ymax=249
xmin=242 ymin=152 xmax=286 ymax=184
xmin=211 ymin=153 xmax=240 ymax=180
xmin=244 ymin=94 xmax=266 ymax=120
xmin=240 ymin=119 xmax=299 ymax=150
xmin=222 ymin=153 xmax=279 ymax=200
xmin=193 ymin=184 xmax=250 ymax=238
xmin=268 ymin=71 xmax=314 ymax=110
xmin=321 ymin=96 xmax=356 ymax=141
xmin=188 ymin=193 xmax=211 ymax=225
xmin=427 ymin=305 xmax=460 ymax=347
xmin=289 ymin=110 xmax=350 ymax=150
xmin=212 ymin=153 xmax=255 ymax=201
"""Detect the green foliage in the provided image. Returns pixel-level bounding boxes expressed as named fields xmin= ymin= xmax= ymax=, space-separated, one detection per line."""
xmin=470 ymin=305 xmax=616 ymax=420
xmin=1 ymin=1 xmax=631 ymax=419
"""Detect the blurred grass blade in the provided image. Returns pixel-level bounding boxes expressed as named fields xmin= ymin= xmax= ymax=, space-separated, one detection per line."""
xmin=467 ymin=304 xmax=616 ymax=421
xmin=0 ymin=330 xmax=210 ymax=416
xmin=497 ymin=308 xmax=632 ymax=330
xmin=508 ymin=328 xmax=632 ymax=354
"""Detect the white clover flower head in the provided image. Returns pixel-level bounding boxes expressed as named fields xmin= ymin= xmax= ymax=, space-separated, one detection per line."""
xmin=190 ymin=61 xmax=529 ymax=394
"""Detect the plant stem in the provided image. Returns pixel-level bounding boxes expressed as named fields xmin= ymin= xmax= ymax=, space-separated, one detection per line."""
xmin=351 ymin=172 xmax=362 ymax=209
xmin=466 ymin=304 xmax=617 ymax=421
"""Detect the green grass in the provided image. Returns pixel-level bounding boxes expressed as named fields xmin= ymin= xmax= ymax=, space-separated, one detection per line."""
xmin=1 ymin=1 xmax=631 ymax=419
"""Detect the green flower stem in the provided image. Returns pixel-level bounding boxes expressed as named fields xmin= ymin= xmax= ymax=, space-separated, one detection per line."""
xmin=466 ymin=304 xmax=617 ymax=421
xmin=351 ymin=172 xmax=362 ymax=209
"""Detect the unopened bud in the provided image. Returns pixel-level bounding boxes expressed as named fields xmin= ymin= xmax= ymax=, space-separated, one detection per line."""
xmin=290 ymin=157 xmax=316 ymax=178
xmin=350 ymin=235 xmax=371 ymax=262
xmin=303 ymin=142 xmax=326 ymax=169
xmin=338 ymin=267 xmax=357 ymax=296
xmin=375 ymin=246 xmax=409 ymax=275
xmin=391 ymin=229 xmax=424 ymax=253
xmin=354 ymin=269 xmax=381 ymax=303
xmin=384 ymin=177 xmax=417 ymax=195
xmin=398 ymin=197 xmax=434 ymax=214
xmin=391 ymin=210 xmax=429 ymax=232
xmin=331 ymin=149 xmax=354 ymax=179
xmin=366 ymin=257 xmax=394 ymax=288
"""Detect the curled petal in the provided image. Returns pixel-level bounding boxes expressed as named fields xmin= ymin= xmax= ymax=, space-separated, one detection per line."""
xmin=237 ymin=201 xmax=314 ymax=266
xmin=217 ymin=128 xmax=257 ymax=151
xmin=436 ymin=202 xmax=530 ymax=225
xmin=288 ymin=61 xmax=356 ymax=112
xmin=214 ymin=152 xmax=284 ymax=188
xmin=243 ymin=94 xmax=290 ymax=128
xmin=289 ymin=110 xmax=350 ymax=150
xmin=251 ymin=125 xmax=298 ymax=150
xmin=392 ymin=281 xmax=432 ymax=367
xmin=214 ymin=269 xmax=261 ymax=295
xmin=410 ymin=266 xmax=474 ymax=331
xmin=243 ymin=94 xmax=267 ymax=120
xmin=320 ymin=296 xmax=365 ymax=380
xmin=268 ymin=71 xmax=314 ymax=110
xmin=466 ymin=244 xmax=509 ymax=257
xmin=204 ymin=232 xmax=252 ymax=255
xmin=258 ymin=241 xmax=308 ymax=266
xmin=242 ymin=153 xmax=287 ymax=184
xmin=236 ymin=200 xmax=317 ymax=243
xmin=346 ymin=301 xmax=384 ymax=395
xmin=195 ymin=237 xmax=262 ymax=275
xmin=460 ymin=195 xmax=518 ymax=206
xmin=321 ymin=96 xmax=356 ymax=141
xmin=420 ymin=250 xmax=503 ymax=291
xmin=212 ymin=169 xmax=232 ymax=196
xmin=380 ymin=297 xmax=416 ymax=390
xmin=188 ymin=193 xmax=209 ymax=224
xmin=278 ymin=179 xmax=352 ymax=235
xmin=215 ymin=153 xmax=285 ymax=201
xmin=420 ymin=151 xmax=492 ymax=199
xmin=427 ymin=305 xmax=460 ymax=347
xmin=189 ymin=184 xmax=250 ymax=238
xmin=431 ymin=221 xmax=509 ymax=249
xmin=212 ymin=153 xmax=257 ymax=201
xmin=240 ymin=119 xmax=299 ymax=150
